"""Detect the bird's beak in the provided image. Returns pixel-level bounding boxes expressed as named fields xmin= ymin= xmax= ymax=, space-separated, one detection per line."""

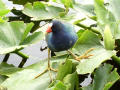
xmin=46 ymin=23 xmax=53 ymax=33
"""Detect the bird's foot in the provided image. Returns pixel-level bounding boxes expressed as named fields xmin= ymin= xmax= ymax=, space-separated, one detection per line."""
xmin=75 ymin=48 xmax=94 ymax=61
xmin=34 ymin=67 xmax=57 ymax=82
xmin=68 ymin=48 xmax=94 ymax=61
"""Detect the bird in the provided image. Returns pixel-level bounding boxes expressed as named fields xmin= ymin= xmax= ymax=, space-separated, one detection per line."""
xmin=35 ymin=20 xmax=94 ymax=80
xmin=45 ymin=20 xmax=93 ymax=61
xmin=46 ymin=20 xmax=78 ymax=52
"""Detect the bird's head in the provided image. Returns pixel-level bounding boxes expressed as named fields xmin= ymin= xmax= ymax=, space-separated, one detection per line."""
xmin=46 ymin=20 xmax=64 ymax=33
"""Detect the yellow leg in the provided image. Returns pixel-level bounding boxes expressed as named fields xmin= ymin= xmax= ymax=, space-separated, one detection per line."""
xmin=68 ymin=48 xmax=94 ymax=61
xmin=34 ymin=48 xmax=57 ymax=82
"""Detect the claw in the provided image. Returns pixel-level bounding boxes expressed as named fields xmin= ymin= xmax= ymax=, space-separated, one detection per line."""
xmin=75 ymin=54 xmax=93 ymax=61
xmin=34 ymin=48 xmax=57 ymax=82
xmin=34 ymin=69 xmax=48 ymax=79
xmin=34 ymin=67 xmax=57 ymax=79
xmin=68 ymin=48 xmax=94 ymax=61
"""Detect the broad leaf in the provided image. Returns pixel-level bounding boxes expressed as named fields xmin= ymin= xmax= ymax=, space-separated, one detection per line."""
xmin=56 ymin=60 xmax=73 ymax=81
xmin=1 ymin=69 xmax=53 ymax=90
xmin=1 ymin=55 xmax=67 ymax=90
xmin=0 ymin=63 xmax=22 ymax=77
xmin=0 ymin=21 xmax=44 ymax=54
xmin=63 ymin=72 xmax=79 ymax=90
xmin=109 ymin=0 xmax=120 ymax=20
xmin=52 ymin=0 xmax=75 ymax=8
xmin=80 ymin=64 xmax=120 ymax=90
xmin=0 ymin=75 xmax=7 ymax=84
xmin=22 ymin=2 xmax=64 ymax=21
xmin=94 ymin=0 xmax=120 ymax=39
xmin=94 ymin=0 xmax=115 ymax=25
xmin=47 ymin=80 xmax=67 ymax=90
xmin=48 ymin=72 xmax=79 ymax=90
xmin=20 ymin=23 xmax=34 ymax=44
xmin=0 ymin=0 xmax=10 ymax=16
xmin=72 ymin=30 xmax=115 ymax=74
xmin=73 ymin=3 xmax=95 ymax=16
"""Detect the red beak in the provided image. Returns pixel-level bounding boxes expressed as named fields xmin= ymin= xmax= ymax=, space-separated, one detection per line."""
xmin=46 ymin=26 xmax=52 ymax=33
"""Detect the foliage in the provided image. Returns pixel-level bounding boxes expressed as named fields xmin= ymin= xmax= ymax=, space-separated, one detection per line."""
xmin=80 ymin=64 xmax=120 ymax=90
xmin=0 ymin=0 xmax=120 ymax=90
xmin=0 ymin=0 xmax=10 ymax=17
xmin=22 ymin=2 xmax=65 ymax=21
xmin=0 ymin=21 xmax=43 ymax=54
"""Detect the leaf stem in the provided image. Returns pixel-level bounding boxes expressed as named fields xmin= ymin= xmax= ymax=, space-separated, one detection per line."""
xmin=18 ymin=58 xmax=27 ymax=68
xmin=75 ymin=23 xmax=101 ymax=35
xmin=15 ymin=51 xmax=29 ymax=68
xmin=112 ymin=55 xmax=120 ymax=65
xmin=15 ymin=51 xmax=29 ymax=59
xmin=3 ymin=53 xmax=10 ymax=62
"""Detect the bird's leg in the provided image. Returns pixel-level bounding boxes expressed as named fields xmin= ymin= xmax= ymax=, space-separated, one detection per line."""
xmin=47 ymin=48 xmax=57 ymax=72
xmin=34 ymin=48 xmax=57 ymax=81
xmin=68 ymin=48 xmax=94 ymax=61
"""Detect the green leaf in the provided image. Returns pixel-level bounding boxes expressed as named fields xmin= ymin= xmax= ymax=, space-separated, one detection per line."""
xmin=21 ymin=31 xmax=44 ymax=45
xmin=72 ymin=30 xmax=115 ymax=74
xmin=77 ymin=30 xmax=85 ymax=38
xmin=104 ymin=25 xmax=115 ymax=50
xmin=63 ymin=72 xmax=79 ymax=90
xmin=48 ymin=72 xmax=79 ymax=90
xmin=56 ymin=60 xmax=73 ymax=81
xmin=80 ymin=64 xmax=120 ymax=90
xmin=73 ymin=3 xmax=95 ymax=16
xmin=0 ymin=21 xmax=43 ymax=54
xmin=52 ymin=0 xmax=74 ymax=8
xmin=94 ymin=0 xmax=120 ymax=39
xmin=0 ymin=63 xmax=22 ymax=76
xmin=47 ymin=81 xmax=67 ymax=90
xmin=1 ymin=69 xmax=53 ymax=90
xmin=22 ymin=2 xmax=64 ymax=21
xmin=0 ymin=0 xmax=10 ymax=16
xmin=20 ymin=22 xmax=34 ymax=44
xmin=107 ymin=0 xmax=120 ymax=39
xmin=1 ymin=55 xmax=66 ymax=90
xmin=61 ymin=0 xmax=74 ymax=8
xmin=0 ymin=75 xmax=7 ymax=84
xmin=94 ymin=0 xmax=115 ymax=25
xmin=109 ymin=0 xmax=120 ymax=20
xmin=26 ymin=55 xmax=67 ymax=70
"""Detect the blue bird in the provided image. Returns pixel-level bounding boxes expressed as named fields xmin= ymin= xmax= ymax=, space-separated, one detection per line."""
xmin=35 ymin=20 xmax=94 ymax=80
xmin=45 ymin=20 xmax=78 ymax=52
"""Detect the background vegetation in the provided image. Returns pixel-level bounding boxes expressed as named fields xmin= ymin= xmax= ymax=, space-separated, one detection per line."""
xmin=0 ymin=0 xmax=120 ymax=90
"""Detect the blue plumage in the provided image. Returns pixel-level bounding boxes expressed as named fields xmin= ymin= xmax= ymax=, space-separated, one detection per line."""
xmin=46 ymin=20 xmax=78 ymax=52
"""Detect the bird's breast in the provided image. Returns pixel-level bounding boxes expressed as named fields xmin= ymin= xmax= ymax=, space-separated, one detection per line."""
xmin=46 ymin=31 xmax=77 ymax=52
